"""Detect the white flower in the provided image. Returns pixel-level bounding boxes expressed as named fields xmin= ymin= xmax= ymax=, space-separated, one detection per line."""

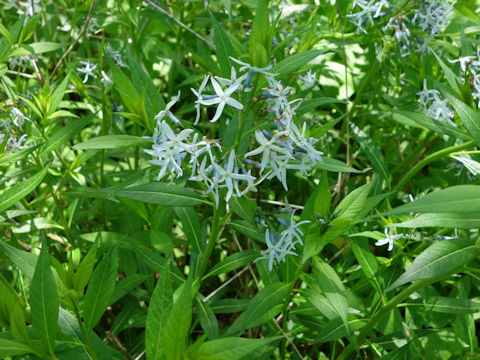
xmin=375 ymin=227 xmax=404 ymax=252
xmin=213 ymin=150 xmax=256 ymax=202
xmin=279 ymin=210 xmax=310 ymax=247
xmin=448 ymin=56 xmax=475 ymax=72
xmin=77 ymin=60 xmax=97 ymax=83
xmin=10 ymin=107 xmax=30 ymax=129
xmin=101 ymin=71 xmax=112 ymax=85
xmin=155 ymin=91 xmax=182 ymax=125
xmin=254 ymin=228 xmax=298 ymax=271
xmin=144 ymin=121 xmax=193 ymax=181
xmin=191 ymin=75 xmax=210 ymax=125
xmin=198 ymin=77 xmax=244 ymax=123
xmin=298 ymin=70 xmax=317 ymax=88
xmin=244 ymin=130 xmax=291 ymax=174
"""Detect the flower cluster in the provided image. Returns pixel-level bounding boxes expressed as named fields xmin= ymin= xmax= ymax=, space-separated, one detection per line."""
xmin=1 ymin=107 xmax=31 ymax=154
xmin=448 ymin=52 xmax=480 ymax=108
xmin=143 ymin=57 xmax=324 ymax=267
xmin=347 ymin=0 xmax=392 ymax=34
xmin=363 ymin=0 xmax=456 ymax=54
xmin=145 ymin=56 xmax=323 ymax=204
xmin=254 ymin=210 xmax=310 ymax=270
xmin=417 ymin=80 xmax=455 ymax=125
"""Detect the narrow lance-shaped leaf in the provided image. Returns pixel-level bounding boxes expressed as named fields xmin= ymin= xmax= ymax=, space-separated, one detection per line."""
xmin=74 ymin=135 xmax=151 ymax=150
xmin=0 ymin=166 xmax=49 ymax=213
xmin=187 ymin=337 xmax=280 ymax=360
xmin=30 ymin=239 xmax=59 ymax=355
xmin=385 ymin=185 xmax=480 ymax=215
xmin=163 ymin=282 xmax=193 ymax=360
xmin=146 ymin=260 xmax=172 ymax=360
xmin=0 ymin=241 xmax=37 ymax=278
xmin=175 ymin=207 xmax=203 ymax=254
xmin=224 ymin=282 xmax=290 ymax=336
xmin=386 ymin=238 xmax=479 ymax=292
xmin=83 ymin=244 xmax=119 ymax=332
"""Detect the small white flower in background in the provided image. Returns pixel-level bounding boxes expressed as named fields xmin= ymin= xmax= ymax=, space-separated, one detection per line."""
xmin=106 ymin=44 xmax=126 ymax=67
xmin=298 ymin=70 xmax=317 ymax=89
xmin=18 ymin=0 xmax=41 ymax=17
xmin=191 ymin=75 xmax=210 ymax=125
xmin=254 ymin=228 xmax=298 ymax=271
xmin=383 ymin=16 xmax=411 ymax=56
xmin=144 ymin=121 xmax=193 ymax=181
xmin=155 ymin=91 xmax=182 ymax=125
xmin=451 ymin=155 xmax=480 ymax=177
xmin=448 ymin=56 xmax=475 ymax=72
xmin=375 ymin=227 xmax=404 ymax=252
xmin=417 ymin=79 xmax=455 ymax=126
xmin=77 ymin=60 xmax=97 ymax=83
xmin=244 ymin=130 xmax=291 ymax=174
xmin=213 ymin=150 xmax=256 ymax=202
xmin=197 ymin=77 xmax=244 ymax=123
xmin=100 ymin=71 xmax=112 ymax=86
xmin=347 ymin=0 xmax=392 ymax=34
xmin=279 ymin=210 xmax=310 ymax=247
xmin=413 ymin=0 xmax=455 ymax=36
xmin=254 ymin=209 xmax=310 ymax=271
xmin=10 ymin=107 xmax=30 ymax=129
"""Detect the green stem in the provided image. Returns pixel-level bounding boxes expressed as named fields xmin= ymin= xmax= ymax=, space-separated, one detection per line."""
xmin=337 ymin=278 xmax=432 ymax=360
xmin=197 ymin=206 xmax=221 ymax=279
xmin=392 ymin=140 xmax=475 ymax=193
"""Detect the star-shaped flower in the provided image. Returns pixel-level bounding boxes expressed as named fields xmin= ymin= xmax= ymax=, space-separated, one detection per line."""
xmin=198 ymin=78 xmax=243 ymax=123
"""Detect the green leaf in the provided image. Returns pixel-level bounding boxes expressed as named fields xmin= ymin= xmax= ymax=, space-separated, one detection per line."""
xmin=83 ymin=245 xmax=119 ymax=332
xmin=30 ymin=240 xmax=59 ymax=355
xmin=164 ymin=283 xmax=192 ymax=360
xmin=49 ymin=74 xmax=71 ymax=116
xmin=386 ymin=185 xmax=480 ymax=215
xmin=412 ymin=297 xmax=480 ymax=314
xmin=109 ymin=59 xmax=144 ymax=122
xmin=315 ymin=317 xmax=365 ymax=343
xmin=350 ymin=238 xmax=383 ymax=293
xmin=9 ymin=42 xmax=64 ymax=56
xmin=204 ymin=250 xmax=258 ymax=279
xmin=0 ymin=241 xmax=37 ymax=278
xmin=112 ymin=183 xmax=206 ymax=207
xmin=314 ymin=157 xmax=363 ymax=173
xmin=146 ymin=260 xmax=172 ymax=360
xmin=74 ymin=135 xmax=151 ymax=150
xmin=126 ymin=48 xmax=165 ymax=129
xmin=270 ymin=50 xmax=323 ymax=77
xmin=196 ymin=298 xmax=219 ymax=339
xmin=352 ymin=124 xmax=390 ymax=185
xmin=444 ymin=93 xmax=480 ymax=147
xmin=0 ymin=23 xmax=12 ymax=46
xmin=0 ymin=144 xmax=41 ymax=166
xmin=175 ymin=207 xmax=203 ymax=254
xmin=432 ymin=50 xmax=462 ymax=96
xmin=391 ymin=110 xmax=470 ymax=140
xmin=75 ymin=242 xmax=97 ymax=294
xmin=0 ymin=339 xmax=34 ymax=357
xmin=211 ymin=15 xmax=235 ymax=78
xmin=224 ymin=282 xmax=290 ymax=336
xmin=0 ymin=166 xmax=49 ymax=213
xmin=312 ymin=258 xmax=349 ymax=335
xmin=386 ymin=238 xmax=479 ymax=292
xmin=393 ymin=212 xmax=480 ymax=229
xmin=187 ymin=337 xmax=279 ymax=360
xmin=297 ymin=98 xmax=346 ymax=117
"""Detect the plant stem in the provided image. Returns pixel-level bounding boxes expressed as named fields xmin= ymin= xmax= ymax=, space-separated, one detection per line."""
xmin=392 ymin=140 xmax=475 ymax=193
xmin=197 ymin=206 xmax=221 ymax=279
